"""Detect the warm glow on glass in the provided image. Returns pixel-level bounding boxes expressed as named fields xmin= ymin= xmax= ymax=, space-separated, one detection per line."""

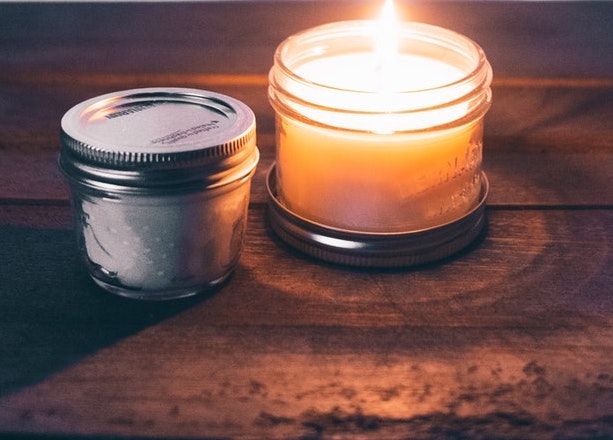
xmin=268 ymin=5 xmax=493 ymax=236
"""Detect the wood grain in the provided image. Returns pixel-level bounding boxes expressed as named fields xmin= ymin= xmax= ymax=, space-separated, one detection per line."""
xmin=0 ymin=1 xmax=612 ymax=439
xmin=0 ymin=208 xmax=611 ymax=437
xmin=2 ymin=84 xmax=613 ymax=207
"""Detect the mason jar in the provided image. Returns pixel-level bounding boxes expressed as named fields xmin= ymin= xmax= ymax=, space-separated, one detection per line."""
xmin=267 ymin=21 xmax=493 ymax=266
xmin=59 ymin=88 xmax=259 ymax=299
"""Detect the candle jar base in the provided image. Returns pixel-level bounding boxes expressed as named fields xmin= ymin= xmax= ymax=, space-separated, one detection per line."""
xmin=266 ymin=164 xmax=488 ymax=267
xmin=89 ymin=272 xmax=231 ymax=301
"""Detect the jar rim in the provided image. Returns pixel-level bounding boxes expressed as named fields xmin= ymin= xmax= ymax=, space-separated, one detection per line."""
xmin=274 ymin=20 xmax=489 ymax=96
xmin=268 ymin=21 xmax=493 ymax=132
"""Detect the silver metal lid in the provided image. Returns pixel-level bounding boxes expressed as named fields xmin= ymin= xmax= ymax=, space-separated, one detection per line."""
xmin=59 ymin=87 xmax=257 ymax=189
xmin=266 ymin=164 xmax=489 ymax=267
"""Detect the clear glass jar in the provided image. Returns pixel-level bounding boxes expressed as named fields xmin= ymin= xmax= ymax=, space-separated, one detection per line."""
xmin=267 ymin=21 xmax=493 ymax=266
xmin=59 ymin=88 xmax=259 ymax=299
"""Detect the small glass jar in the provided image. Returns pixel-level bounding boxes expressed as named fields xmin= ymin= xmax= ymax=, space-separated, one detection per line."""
xmin=59 ymin=88 xmax=259 ymax=300
xmin=267 ymin=21 xmax=492 ymax=266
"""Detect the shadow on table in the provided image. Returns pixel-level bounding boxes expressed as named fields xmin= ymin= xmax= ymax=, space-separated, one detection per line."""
xmin=0 ymin=226 xmax=212 ymax=397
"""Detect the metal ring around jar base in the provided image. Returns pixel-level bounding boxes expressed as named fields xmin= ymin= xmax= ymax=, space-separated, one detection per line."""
xmin=265 ymin=164 xmax=489 ymax=267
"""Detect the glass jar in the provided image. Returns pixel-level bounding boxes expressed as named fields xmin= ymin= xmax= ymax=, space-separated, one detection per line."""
xmin=59 ymin=88 xmax=259 ymax=299
xmin=268 ymin=21 xmax=492 ymax=266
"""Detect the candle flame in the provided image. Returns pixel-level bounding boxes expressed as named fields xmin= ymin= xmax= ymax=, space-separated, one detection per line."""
xmin=374 ymin=0 xmax=399 ymax=133
xmin=375 ymin=0 xmax=398 ymax=76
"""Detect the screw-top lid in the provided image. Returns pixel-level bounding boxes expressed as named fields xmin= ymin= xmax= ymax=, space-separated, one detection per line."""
xmin=59 ymin=87 xmax=257 ymax=190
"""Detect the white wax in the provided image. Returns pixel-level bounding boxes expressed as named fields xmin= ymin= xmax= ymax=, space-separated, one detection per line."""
xmin=78 ymin=183 xmax=250 ymax=296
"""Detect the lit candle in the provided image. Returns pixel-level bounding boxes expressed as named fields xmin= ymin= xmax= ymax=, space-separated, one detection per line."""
xmin=268 ymin=0 xmax=492 ymax=265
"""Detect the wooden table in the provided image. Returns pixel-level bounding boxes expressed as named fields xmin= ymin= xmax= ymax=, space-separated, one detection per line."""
xmin=1 ymin=2 xmax=612 ymax=438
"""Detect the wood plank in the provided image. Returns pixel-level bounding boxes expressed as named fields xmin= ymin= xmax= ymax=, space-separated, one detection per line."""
xmin=2 ymin=83 xmax=613 ymax=207
xmin=1 ymin=2 xmax=612 ymax=438
xmin=0 ymin=326 xmax=610 ymax=439
xmin=0 ymin=208 xmax=611 ymax=438
xmin=2 ymin=81 xmax=613 ymax=153
xmin=1 ymin=2 xmax=612 ymax=78
xmin=0 ymin=204 xmax=70 ymax=230
xmin=3 ymin=148 xmax=613 ymax=209
xmin=2 ymin=207 xmax=610 ymax=355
